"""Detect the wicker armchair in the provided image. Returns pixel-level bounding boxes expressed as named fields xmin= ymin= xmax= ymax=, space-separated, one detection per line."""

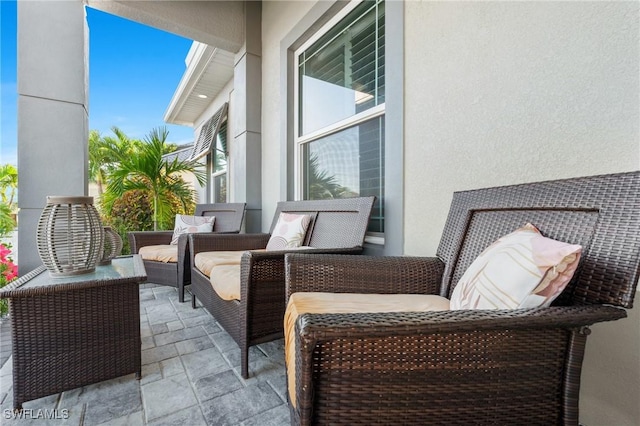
xmin=189 ymin=196 xmax=375 ymax=379
xmin=285 ymin=171 xmax=640 ymax=425
xmin=128 ymin=203 xmax=245 ymax=302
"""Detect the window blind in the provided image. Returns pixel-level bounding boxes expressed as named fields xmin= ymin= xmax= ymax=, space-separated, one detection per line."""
xmin=188 ymin=102 xmax=228 ymax=161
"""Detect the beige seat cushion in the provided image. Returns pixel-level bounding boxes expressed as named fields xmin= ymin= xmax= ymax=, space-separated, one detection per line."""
xmin=194 ymin=250 xmax=267 ymax=301
xmin=284 ymin=292 xmax=451 ymax=408
xmin=194 ymin=251 xmax=246 ymax=277
xmin=210 ymin=265 xmax=242 ymax=301
xmin=139 ymin=245 xmax=178 ymax=263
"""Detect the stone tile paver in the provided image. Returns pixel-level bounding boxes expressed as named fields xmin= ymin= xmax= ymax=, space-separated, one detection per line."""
xmin=141 ymin=373 xmax=198 ymax=422
xmin=175 ymin=335 xmax=214 ymax=356
xmin=153 ymin=325 xmax=207 ymax=347
xmin=141 ymin=344 xmax=178 ymax=365
xmin=193 ymin=370 xmax=243 ymax=403
xmin=146 ymin=406 xmax=207 ymax=426
xmin=181 ymin=347 xmax=230 ymax=382
xmin=0 ymin=287 xmax=289 ymax=425
xmin=201 ymin=382 xmax=284 ymax=426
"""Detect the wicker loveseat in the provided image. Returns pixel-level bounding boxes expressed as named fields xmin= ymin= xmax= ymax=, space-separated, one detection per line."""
xmin=189 ymin=196 xmax=375 ymax=378
xmin=284 ymin=171 xmax=640 ymax=425
xmin=128 ymin=203 xmax=245 ymax=302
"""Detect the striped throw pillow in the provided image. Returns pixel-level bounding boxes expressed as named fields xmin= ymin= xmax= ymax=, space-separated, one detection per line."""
xmin=450 ymin=223 xmax=582 ymax=310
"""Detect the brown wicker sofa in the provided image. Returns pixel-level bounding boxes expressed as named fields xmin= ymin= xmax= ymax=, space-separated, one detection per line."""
xmin=189 ymin=196 xmax=375 ymax=378
xmin=285 ymin=171 xmax=640 ymax=425
xmin=128 ymin=203 xmax=245 ymax=302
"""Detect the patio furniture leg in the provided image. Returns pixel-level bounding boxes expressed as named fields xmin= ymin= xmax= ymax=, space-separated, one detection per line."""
xmin=179 ymin=283 xmax=184 ymax=303
xmin=241 ymin=346 xmax=249 ymax=379
xmin=192 ymin=294 xmax=197 ymax=309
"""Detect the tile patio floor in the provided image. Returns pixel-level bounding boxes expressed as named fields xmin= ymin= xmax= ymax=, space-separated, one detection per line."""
xmin=0 ymin=284 xmax=290 ymax=425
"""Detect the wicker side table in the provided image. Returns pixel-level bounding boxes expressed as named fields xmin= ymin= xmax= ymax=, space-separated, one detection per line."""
xmin=0 ymin=255 xmax=147 ymax=411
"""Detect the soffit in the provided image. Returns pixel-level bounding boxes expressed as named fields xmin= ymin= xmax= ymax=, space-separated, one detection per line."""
xmin=163 ymin=43 xmax=235 ymax=126
xmin=86 ymin=0 xmax=244 ymax=53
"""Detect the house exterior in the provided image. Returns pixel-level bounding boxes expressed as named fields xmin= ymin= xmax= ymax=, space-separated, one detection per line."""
xmin=16 ymin=1 xmax=639 ymax=424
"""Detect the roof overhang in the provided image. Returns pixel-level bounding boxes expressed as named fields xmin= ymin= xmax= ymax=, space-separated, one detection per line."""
xmin=85 ymin=0 xmax=244 ymax=53
xmin=163 ymin=42 xmax=235 ymax=126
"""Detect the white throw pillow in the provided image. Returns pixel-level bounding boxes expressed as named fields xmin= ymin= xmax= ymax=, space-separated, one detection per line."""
xmin=266 ymin=213 xmax=312 ymax=250
xmin=450 ymin=223 xmax=582 ymax=310
xmin=170 ymin=214 xmax=215 ymax=245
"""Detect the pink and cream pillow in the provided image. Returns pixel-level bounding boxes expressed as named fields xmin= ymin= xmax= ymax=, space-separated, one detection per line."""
xmin=450 ymin=223 xmax=582 ymax=310
xmin=266 ymin=213 xmax=312 ymax=250
xmin=170 ymin=214 xmax=215 ymax=245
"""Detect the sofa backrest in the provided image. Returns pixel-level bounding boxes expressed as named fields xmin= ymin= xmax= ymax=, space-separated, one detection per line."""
xmin=436 ymin=171 xmax=640 ymax=309
xmin=195 ymin=203 xmax=246 ymax=233
xmin=270 ymin=197 xmax=376 ymax=249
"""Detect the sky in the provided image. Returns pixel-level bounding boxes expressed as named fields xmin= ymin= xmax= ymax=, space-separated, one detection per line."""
xmin=0 ymin=1 xmax=195 ymax=166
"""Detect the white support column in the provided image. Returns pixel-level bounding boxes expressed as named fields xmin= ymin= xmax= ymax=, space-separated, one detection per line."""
xmin=231 ymin=1 xmax=262 ymax=233
xmin=17 ymin=0 xmax=89 ymax=273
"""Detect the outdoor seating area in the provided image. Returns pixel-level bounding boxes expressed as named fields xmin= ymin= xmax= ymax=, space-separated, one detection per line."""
xmin=129 ymin=203 xmax=246 ymax=303
xmin=6 ymin=1 xmax=638 ymax=424
xmin=0 ymin=285 xmax=290 ymax=425
xmin=283 ymin=171 xmax=640 ymax=424
xmin=1 ymin=172 xmax=638 ymax=425
xmin=189 ymin=197 xmax=375 ymax=379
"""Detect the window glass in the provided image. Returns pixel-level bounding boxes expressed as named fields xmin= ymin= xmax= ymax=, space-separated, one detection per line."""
xmin=214 ymin=121 xmax=227 ymax=174
xmin=297 ymin=0 xmax=385 ymax=233
xmin=298 ymin=0 xmax=385 ymax=135
xmin=302 ymin=117 xmax=384 ymax=232
xmin=212 ymin=120 xmax=227 ymax=202
xmin=213 ymin=174 xmax=227 ymax=203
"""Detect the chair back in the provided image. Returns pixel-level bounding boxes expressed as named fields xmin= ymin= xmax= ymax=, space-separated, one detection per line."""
xmin=195 ymin=203 xmax=246 ymax=233
xmin=436 ymin=171 xmax=640 ymax=308
xmin=269 ymin=197 xmax=375 ymax=249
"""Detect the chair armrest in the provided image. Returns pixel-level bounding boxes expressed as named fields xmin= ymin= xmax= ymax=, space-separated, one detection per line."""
xmin=293 ymin=305 xmax=627 ymax=422
xmin=128 ymin=231 xmax=174 ymax=254
xmin=285 ymin=254 xmax=445 ymax=301
xmin=297 ymin=305 xmax=627 ymax=338
xmin=239 ymin=248 xmax=365 ymax=307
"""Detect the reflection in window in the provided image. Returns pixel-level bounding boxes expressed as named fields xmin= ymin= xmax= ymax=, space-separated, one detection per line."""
xmin=298 ymin=0 xmax=384 ymax=135
xmin=296 ymin=0 xmax=385 ymax=233
xmin=302 ymin=117 xmax=384 ymax=233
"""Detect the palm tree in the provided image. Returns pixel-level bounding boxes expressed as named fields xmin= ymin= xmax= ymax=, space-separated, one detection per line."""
xmin=88 ymin=130 xmax=108 ymax=196
xmin=105 ymin=127 xmax=206 ymax=230
xmin=0 ymin=164 xmax=18 ymax=208
xmin=306 ymin=153 xmax=353 ymax=199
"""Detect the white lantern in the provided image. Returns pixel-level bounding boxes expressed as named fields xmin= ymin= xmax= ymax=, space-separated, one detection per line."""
xmin=36 ymin=196 xmax=104 ymax=276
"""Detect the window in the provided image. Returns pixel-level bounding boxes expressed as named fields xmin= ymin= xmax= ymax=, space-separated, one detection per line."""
xmin=295 ymin=0 xmax=385 ymax=233
xmin=212 ymin=120 xmax=228 ymax=203
xmin=190 ymin=103 xmax=228 ymax=161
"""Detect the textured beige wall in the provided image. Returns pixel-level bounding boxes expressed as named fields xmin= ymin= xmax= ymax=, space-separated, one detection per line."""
xmin=404 ymin=1 xmax=639 ymax=256
xmin=404 ymin=2 xmax=639 ymax=424
xmin=261 ymin=1 xmax=315 ymax=229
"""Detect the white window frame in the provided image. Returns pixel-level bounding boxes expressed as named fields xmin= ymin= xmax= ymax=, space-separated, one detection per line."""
xmin=293 ymin=0 xmax=385 ymax=203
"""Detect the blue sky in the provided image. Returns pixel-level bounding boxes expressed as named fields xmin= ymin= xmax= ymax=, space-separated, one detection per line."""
xmin=1 ymin=1 xmax=194 ymax=166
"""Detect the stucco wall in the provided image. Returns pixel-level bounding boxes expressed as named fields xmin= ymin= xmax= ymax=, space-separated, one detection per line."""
xmin=261 ymin=1 xmax=315 ymax=230
xmin=18 ymin=0 xmax=89 ymax=274
xmin=404 ymin=2 xmax=639 ymax=424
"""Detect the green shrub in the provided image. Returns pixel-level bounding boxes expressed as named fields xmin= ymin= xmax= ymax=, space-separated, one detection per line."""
xmin=101 ymin=190 xmax=153 ymax=255
xmin=0 ymin=202 xmax=15 ymax=238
